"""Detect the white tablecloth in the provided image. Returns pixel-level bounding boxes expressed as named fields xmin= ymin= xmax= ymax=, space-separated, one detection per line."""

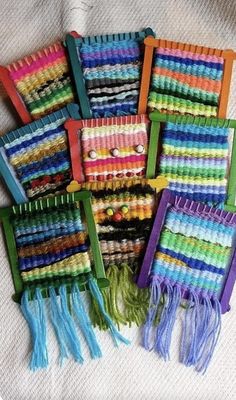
xmin=0 ymin=1 xmax=236 ymax=399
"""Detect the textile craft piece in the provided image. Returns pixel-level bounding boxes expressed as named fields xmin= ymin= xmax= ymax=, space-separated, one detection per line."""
xmin=146 ymin=112 xmax=236 ymax=207
xmin=137 ymin=189 xmax=236 ymax=373
xmin=0 ymin=104 xmax=80 ymax=203
xmin=0 ymin=41 xmax=75 ymax=123
xmin=138 ymin=37 xmax=236 ymax=118
xmin=0 ymin=191 xmax=129 ymax=370
xmin=66 ymin=29 xmax=155 ymax=119
xmin=66 ymin=114 xmax=149 ymax=183
xmin=67 ymin=177 xmax=168 ymax=327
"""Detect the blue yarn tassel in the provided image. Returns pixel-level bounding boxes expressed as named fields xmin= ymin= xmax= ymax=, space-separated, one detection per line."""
xmin=49 ymin=285 xmax=83 ymax=364
xmin=154 ymin=283 xmax=181 ymax=360
xmin=196 ymin=298 xmax=221 ymax=373
xmin=142 ymin=278 xmax=161 ymax=351
xmin=71 ymin=283 xmax=102 ymax=359
xmin=88 ymin=276 xmax=130 ymax=347
xmin=180 ymin=294 xmax=221 ymax=373
xmin=21 ymin=289 xmax=48 ymax=371
xmin=49 ymin=286 xmax=69 ymax=364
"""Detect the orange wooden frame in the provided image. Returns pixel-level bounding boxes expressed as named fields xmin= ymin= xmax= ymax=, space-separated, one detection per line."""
xmin=0 ymin=66 xmax=32 ymax=124
xmin=138 ymin=37 xmax=236 ymax=119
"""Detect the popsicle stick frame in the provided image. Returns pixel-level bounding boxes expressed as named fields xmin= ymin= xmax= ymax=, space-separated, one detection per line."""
xmin=0 ymin=190 xmax=108 ymax=303
xmin=0 ymin=104 xmax=81 ymax=204
xmin=0 ymin=37 xmax=77 ymax=124
xmin=146 ymin=111 xmax=236 ymax=207
xmin=66 ymin=28 xmax=155 ymax=119
xmin=137 ymin=189 xmax=236 ymax=315
xmin=65 ymin=114 xmax=150 ymax=183
xmin=138 ymin=37 xmax=236 ymax=118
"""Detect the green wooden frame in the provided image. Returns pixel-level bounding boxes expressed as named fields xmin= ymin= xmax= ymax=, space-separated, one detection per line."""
xmin=0 ymin=190 xmax=108 ymax=302
xmin=146 ymin=111 xmax=236 ymax=207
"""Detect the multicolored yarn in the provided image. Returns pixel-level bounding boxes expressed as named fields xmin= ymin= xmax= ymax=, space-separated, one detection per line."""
xmin=1 ymin=109 xmax=73 ymax=200
xmin=79 ymin=39 xmax=144 ymax=117
xmin=148 ymin=47 xmax=224 ymax=117
xmin=83 ymin=178 xmax=156 ymax=327
xmin=142 ymin=190 xmax=236 ymax=373
xmin=13 ymin=205 xmax=91 ymax=283
xmin=80 ymin=115 xmax=148 ymax=181
xmin=158 ymin=121 xmax=230 ymax=204
xmin=3 ymin=193 xmax=129 ymax=370
xmin=7 ymin=42 xmax=74 ymax=120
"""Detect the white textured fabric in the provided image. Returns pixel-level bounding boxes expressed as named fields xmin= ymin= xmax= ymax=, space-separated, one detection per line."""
xmin=0 ymin=1 xmax=236 ymax=399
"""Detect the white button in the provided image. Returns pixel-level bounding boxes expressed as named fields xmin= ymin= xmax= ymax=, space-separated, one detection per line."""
xmin=89 ymin=150 xmax=97 ymax=159
xmin=111 ymin=148 xmax=119 ymax=157
xmin=135 ymin=144 xmax=144 ymax=154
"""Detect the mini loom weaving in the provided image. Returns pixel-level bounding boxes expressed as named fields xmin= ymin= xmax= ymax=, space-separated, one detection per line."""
xmin=0 ymin=191 xmax=129 ymax=370
xmin=65 ymin=114 xmax=167 ymax=325
xmin=67 ymin=178 xmax=168 ymax=327
xmin=146 ymin=112 xmax=236 ymax=207
xmin=0 ymin=104 xmax=80 ymax=203
xmin=137 ymin=189 xmax=236 ymax=373
xmin=138 ymin=37 xmax=236 ymax=118
xmin=66 ymin=114 xmax=150 ymax=183
xmin=66 ymin=28 xmax=155 ymax=118
xmin=0 ymin=40 xmax=75 ymax=124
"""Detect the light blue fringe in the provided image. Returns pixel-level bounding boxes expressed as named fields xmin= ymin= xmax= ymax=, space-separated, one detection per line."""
xmin=21 ymin=289 xmax=48 ymax=371
xmin=71 ymin=283 xmax=102 ymax=359
xmin=49 ymin=285 xmax=83 ymax=364
xmin=88 ymin=276 xmax=130 ymax=347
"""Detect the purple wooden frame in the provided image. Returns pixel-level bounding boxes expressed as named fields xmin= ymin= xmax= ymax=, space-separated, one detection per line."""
xmin=137 ymin=189 xmax=236 ymax=314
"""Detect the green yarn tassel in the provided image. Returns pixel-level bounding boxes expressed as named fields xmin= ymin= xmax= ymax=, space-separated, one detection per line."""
xmin=90 ymin=264 xmax=150 ymax=329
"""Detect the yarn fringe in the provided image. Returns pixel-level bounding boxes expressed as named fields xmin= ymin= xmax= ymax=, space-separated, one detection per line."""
xmin=21 ymin=289 xmax=48 ymax=371
xmin=21 ymin=277 xmax=129 ymax=370
xmin=90 ymin=264 xmax=149 ymax=329
xmin=88 ymin=276 xmax=130 ymax=347
xmin=143 ymin=278 xmax=222 ymax=373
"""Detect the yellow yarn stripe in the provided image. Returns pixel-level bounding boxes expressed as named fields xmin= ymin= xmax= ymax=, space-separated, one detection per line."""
xmin=155 ymin=252 xmax=187 ymax=268
xmin=14 ymin=61 xmax=69 ymax=93
xmin=163 ymin=144 xmax=228 ymax=158
xmin=10 ymin=137 xmax=67 ymax=167
xmin=21 ymin=252 xmax=91 ymax=282
xmin=82 ymin=123 xmax=146 ymax=137
xmin=165 ymin=174 xmax=227 ymax=185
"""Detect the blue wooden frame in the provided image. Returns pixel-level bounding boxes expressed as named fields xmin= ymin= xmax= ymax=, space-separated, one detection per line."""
xmin=0 ymin=104 xmax=81 ymax=204
xmin=65 ymin=28 xmax=155 ymax=119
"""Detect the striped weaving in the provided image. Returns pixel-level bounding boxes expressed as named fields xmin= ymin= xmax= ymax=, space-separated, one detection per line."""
xmin=13 ymin=204 xmax=91 ymax=283
xmin=79 ymin=39 xmax=143 ymax=117
xmin=80 ymin=116 xmax=148 ymax=181
xmin=91 ymin=180 xmax=156 ymax=267
xmin=158 ymin=121 xmax=230 ymax=204
xmin=7 ymin=42 xmax=74 ymax=120
xmin=148 ymin=47 xmax=224 ymax=117
xmin=151 ymin=203 xmax=235 ymax=298
xmin=3 ymin=114 xmax=72 ymax=199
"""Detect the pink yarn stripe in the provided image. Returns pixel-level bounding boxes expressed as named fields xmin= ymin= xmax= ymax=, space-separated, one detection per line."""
xmin=84 ymin=154 xmax=146 ymax=168
xmin=9 ymin=49 xmax=66 ymax=80
xmin=82 ymin=130 xmax=148 ymax=151
xmin=156 ymin=47 xmax=224 ymax=64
